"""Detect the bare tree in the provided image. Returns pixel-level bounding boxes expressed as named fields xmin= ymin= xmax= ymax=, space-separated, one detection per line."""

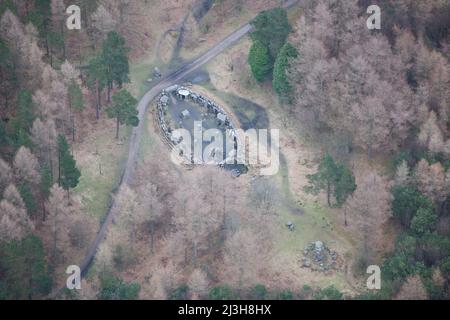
xmin=90 ymin=5 xmax=117 ymax=48
xmin=31 ymin=118 xmax=57 ymax=170
xmin=174 ymin=167 xmax=226 ymax=266
xmin=135 ymin=182 xmax=163 ymax=253
xmin=45 ymin=184 xmax=70 ymax=262
xmin=115 ymin=184 xmax=142 ymax=247
xmin=188 ymin=269 xmax=209 ymax=300
xmin=0 ymin=184 xmax=33 ymax=241
xmin=61 ymin=60 xmax=79 ymax=84
xmin=223 ymin=228 xmax=266 ymax=291
xmin=418 ymin=111 xmax=447 ymax=155
xmin=345 ymin=172 xmax=392 ymax=255
xmin=249 ymin=177 xmax=277 ymax=215
xmin=394 ymin=160 xmax=411 ymax=186
xmin=0 ymin=10 xmax=45 ymax=89
xmin=415 ymin=159 xmax=447 ymax=206
xmin=13 ymin=146 xmax=40 ymax=185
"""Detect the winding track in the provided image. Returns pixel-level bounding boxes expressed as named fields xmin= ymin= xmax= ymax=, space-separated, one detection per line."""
xmin=79 ymin=0 xmax=299 ymax=277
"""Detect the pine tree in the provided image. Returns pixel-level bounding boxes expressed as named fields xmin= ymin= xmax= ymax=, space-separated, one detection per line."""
xmin=11 ymin=90 xmax=35 ymax=149
xmin=106 ymin=89 xmax=138 ymax=139
xmin=0 ymin=119 xmax=8 ymax=148
xmin=410 ymin=207 xmax=437 ymax=236
xmin=334 ymin=164 xmax=356 ymax=207
xmin=18 ymin=183 xmax=37 ymax=216
xmin=0 ymin=234 xmax=52 ymax=299
xmin=248 ymin=40 xmax=272 ymax=82
xmin=0 ymin=0 xmax=16 ymax=17
xmin=101 ymin=31 xmax=130 ymax=101
xmin=273 ymin=42 xmax=297 ymax=102
xmin=68 ymin=79 xmax=84 ymax=111
xmin=0 ymin=37 xmax=17 ymax=111
xmin=305 ymin=154 xmax=337 ymax=206
xmin=305 ymin=154 xmax=355 ymax=207
xmin=57 ymin=134 xmax=69 ymax=184
xmin=391 ymin=185 xmax=434 ymax=228
xmin=26 ymin=0 xmax=51 ymax=38
xmin=57 ymin=134 xmax=80 ymax=203
xmin=250 ymin=8 xmax=292 ymax=59
xmin=87 ymin=54 xmax=108 ymax=119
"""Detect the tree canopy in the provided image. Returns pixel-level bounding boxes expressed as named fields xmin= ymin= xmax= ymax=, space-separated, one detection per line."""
xmin=305 ymin=154 xmax=356 ymax=207
xmin=0 ymin=235 xmax=52 ymax=299
xmin=106 ymin=89 xmax=138 ymax=139
xmin=248 ymin=40 xmax=272 ymax=82
xmin=250 ymin=8 xmax=292 ymax=59
xmin=98 ymin=275 xmax=140 ymax=300
xmin=101 ymin=31 xmax=130 ymax=89
xmin=273 ymin=42 xmax=297 ymax=102
xmin=391 ymin=185 xmax=434 ymax=228
xmin=57 ymin=135 xmax=80 ymax=196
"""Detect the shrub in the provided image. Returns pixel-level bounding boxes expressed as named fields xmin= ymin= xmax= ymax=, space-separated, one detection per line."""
xmin=209 ymin=285 xmax=234 ymax=300
xmin=439 ymin=257 xmax=450 ymax=277
xmin=169 ymin=284 xmax=189 ymax=300
xmin=113 ymin=244 xmax=136 ymax=271
xmin=249 ymin=284 xmax=267 ymax=300
xmin=98 ymin=275 xmax=140 ymax=300
xmin=277 ymin=289 xmax=294 ymax=300
xmin=420 ymin=233 xmax=450 ymax=265
xmin=382 ymin=252 xmax=418 ymax=281
xmin=314 ymin=285 xmax=343 ymax=300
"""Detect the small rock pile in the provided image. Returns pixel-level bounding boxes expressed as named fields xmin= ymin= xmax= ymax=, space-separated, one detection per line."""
xmin=300 ymin=241 xmax=339 ymax=272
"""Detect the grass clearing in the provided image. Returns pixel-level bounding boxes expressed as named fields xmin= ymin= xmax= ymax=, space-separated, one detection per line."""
xmin=138 ymin=111 xmax=157 ymax=162
xmin=129 ymin=57 xmax=157 ymax=99
xmin=74 ymin=119 xmax=131 ymax=220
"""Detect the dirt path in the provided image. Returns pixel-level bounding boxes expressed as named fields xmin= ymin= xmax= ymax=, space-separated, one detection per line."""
xmin=77 ymin=0 xmax=301 ymax=282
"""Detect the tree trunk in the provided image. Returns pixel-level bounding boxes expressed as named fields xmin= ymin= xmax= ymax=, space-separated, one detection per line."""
xmin=367 ymin=145 xmax=373 ymax=160
xmin=49 ymin=155 xmax=54 ymax=182
xmin=150 ymin=222 xmax=155 ymax=254
xmin=72 ymin=116 xmax=76 ymax=142
xmin=193 ymin=239 xmax=198 ymax=267
xmin=53 ymin=222 xmax=58 ymax=262
xmin=5 ymin=92 xmax=9 ymax=110
xmin=58 ymin=151 xmax=61 ymax=186
xmin=344 ymin=207 xmax=348 ymax=226
xmin=61 ymin=24 xmax=66 ymax=60
xmin=96 ymin=85 xmax=101 ymax=120
xmin=327 ymin=181 xmax=331 ymax=207
xmin=42 ymin=202 xmax=46 ymax=221
xmin=116 ymin=117 xmax=120 ymax=139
